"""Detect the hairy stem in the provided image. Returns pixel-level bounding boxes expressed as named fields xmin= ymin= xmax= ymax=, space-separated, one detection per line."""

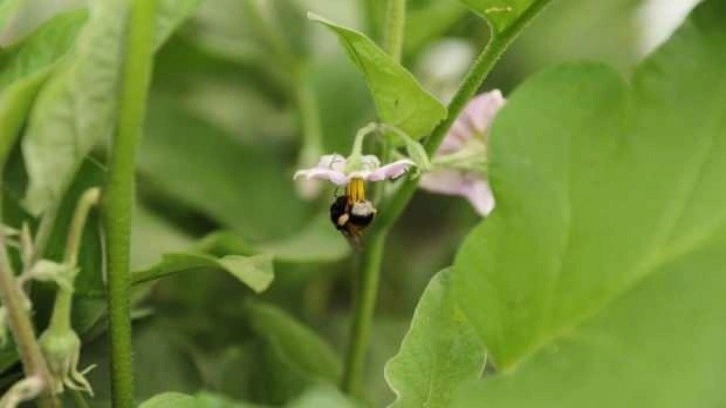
xmin=382 ymin=0 xmax=406 ymax=61
xmin=104 ymin=0 xmax=155 ymax=406
xmin=0 ymin=184 xmax=58 ymax=407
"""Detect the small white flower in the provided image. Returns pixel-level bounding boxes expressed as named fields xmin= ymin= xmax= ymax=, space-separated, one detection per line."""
xmin=294 ymin=154 xmax=415 ymax=186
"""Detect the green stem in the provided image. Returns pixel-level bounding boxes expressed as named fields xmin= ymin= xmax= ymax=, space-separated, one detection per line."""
xmin=341 ymin=0 xmax=407 ymax=396
xmin=340 ymin=1 xmax=552 ymax=397
xmin=104 ymin=0 xmax=155 ymax=406
xmin=341 ymin=232 xmax=385 ymax=396
xmin=0 ymin=182 xmax=58 ymax=407
xmin=382 ymin=0 xmax=406 ymax=61
xmin=48 ymin=187 xmax=100 ymax=335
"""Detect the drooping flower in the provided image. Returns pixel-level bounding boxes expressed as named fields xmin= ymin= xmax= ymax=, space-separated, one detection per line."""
xmin=294 ymin=154 xmax=414 ymax=186
xmin=419 ymin=90 xmax=506 ymax=216
xmin=293 ymin=123 xmax=417 ymax=246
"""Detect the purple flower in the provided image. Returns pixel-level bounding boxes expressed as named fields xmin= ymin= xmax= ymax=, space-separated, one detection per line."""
xmin=294 ymin=154 xmax=415 ymax=186
xmin=419 ymin=90 xmax=505 ymax=216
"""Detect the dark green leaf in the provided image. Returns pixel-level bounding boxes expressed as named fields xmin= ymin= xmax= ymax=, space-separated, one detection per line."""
xmin=249 ymin=302 xmax=342 ymax=384
xmin=453 ymin=1 xmax=726 ymax=405
xmin=309 ymin=13 xmax=446 ymax=140
xmin=132 ymin=252 xmax=274 ymax=294
xmin=139 ymin=97 xmax=307 ymax=240
xmin=385 ymin=268 xmax=485 ymax=408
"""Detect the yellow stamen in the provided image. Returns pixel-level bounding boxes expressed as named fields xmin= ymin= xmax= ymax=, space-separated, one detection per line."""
xmin=346 ymin=178 xmax=366 ymax=203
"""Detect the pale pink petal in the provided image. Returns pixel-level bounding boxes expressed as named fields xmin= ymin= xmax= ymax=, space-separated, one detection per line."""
xmin=419 ymin=170 xmax=495 ymax=216
xmin=318 ymin=154 xmax=347 ymax=172
xmin=367 ymin=159 xmax=415 ymax=181
xmin=294 ymin=168 xmax=349 ymax=186
xmin=438 ymin=90 xmax=506 ymax=154
xmin=360 ymin=155 xmax=382 ymax=171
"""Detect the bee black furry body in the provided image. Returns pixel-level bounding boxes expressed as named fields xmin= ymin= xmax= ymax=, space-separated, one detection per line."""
xmin=329 ymin=195 xmax=376 ymax=248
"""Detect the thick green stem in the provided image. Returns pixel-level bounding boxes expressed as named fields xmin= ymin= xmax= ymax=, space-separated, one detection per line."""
xmin=341 ymin=232 xmax=385 ymax=396
xmin=0 ymin=183 xmax=58 ymax=407
xmin=382 ymin=0 xmax=406 ymax=61
xmin=340 ymin=1 xmax=552 ymax=397
xmin=104 ymin=0 xmax=155 ymax=406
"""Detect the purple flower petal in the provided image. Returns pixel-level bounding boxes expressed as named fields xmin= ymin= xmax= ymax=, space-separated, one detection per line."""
xmin=439 ymin=90 xmax=506 ymax=154
xmin=419 ymin=170 xmax=494 ymax=216
xmin=367 ymin=159 xmax=415 ymax=181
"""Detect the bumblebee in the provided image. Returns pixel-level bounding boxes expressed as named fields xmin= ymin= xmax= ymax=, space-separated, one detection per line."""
xmin=330 ymin=178 xmax=376 ymax=248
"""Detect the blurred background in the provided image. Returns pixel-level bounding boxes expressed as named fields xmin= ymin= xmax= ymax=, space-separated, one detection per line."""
xmin=0 ymin=0 xmax=701 ymax=405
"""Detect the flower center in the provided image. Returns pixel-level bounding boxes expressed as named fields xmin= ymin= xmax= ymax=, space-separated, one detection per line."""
xmin=346 ymin=178 xmax=366 ymax=204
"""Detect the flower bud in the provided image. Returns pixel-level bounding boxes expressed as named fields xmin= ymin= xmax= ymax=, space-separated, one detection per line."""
xmin=38 ymin=328 xmax=95 ymax=396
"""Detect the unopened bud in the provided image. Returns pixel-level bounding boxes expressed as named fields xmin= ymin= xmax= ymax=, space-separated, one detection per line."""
xmin=38 ymin=328 xmax=95 ymax=396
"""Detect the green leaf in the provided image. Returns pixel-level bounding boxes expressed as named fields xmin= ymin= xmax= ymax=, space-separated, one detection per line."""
xmin=22 ymin=0 xmax=199 ymax=215
xmin=139 ymin=392 xmax=197 ymax=408
xmin=460 ymin=0 xmax=549 ymax=34
xmin=385 ymin=268 xmax=485 ymax=408
xmin=132 ymin=253 xmax=274 ymax=293
xmin=308 ymin=13 xmax=445 ymax=140
xmin=0 ymin=0 xmax=24 ymax=31
xmin=287 ymin=385 xmax=358 ymax=408
xmin=139 ymin=96 xmax=307 ymax=241
xmin=0 ymin=10 xmax=86 ymax=163
xmin=452 ymin=1 xmax=726 ymax=405
xmin=249 ymin=302 xmax=342 ymax=384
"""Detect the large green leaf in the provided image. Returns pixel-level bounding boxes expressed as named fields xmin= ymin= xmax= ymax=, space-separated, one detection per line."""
xmin=249 ymin=302 xmax=342 ymax=384
xmin=132 ymin=253 xmax=274 ymax=294
xmin=22 ymin=0 xmax=199 ymax=215
xmin=385 ymin=268 xmax=485 ymax=408
xmin=139 ymin=96 xmax=307 ymax=241
xmin=0 ymin=10 xmax=85 ymax=162
xmin=460 ymin=0 xmax=549 ymax=35
xmin=309 ymin=13 xmax=445 ymax=140
xmin=453 ymin=1 xmax=726 ymax=405
xmin=139 ymin=392 xmax=196 ymax=408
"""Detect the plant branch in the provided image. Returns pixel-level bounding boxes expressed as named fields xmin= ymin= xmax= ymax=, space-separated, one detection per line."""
xmin=382 ymin=0 xmax=406 ymax=61
xmin=341 ymin=232 xmax=385 ymax=396
xmin=0 ymin=186 xmax=58 ymax=407
xmin=104 ymin=0 xmax=156 ymax=406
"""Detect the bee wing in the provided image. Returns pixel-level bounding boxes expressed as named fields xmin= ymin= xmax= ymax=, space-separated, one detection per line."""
xmin=341 ymin=225 xmax=365 ymax=251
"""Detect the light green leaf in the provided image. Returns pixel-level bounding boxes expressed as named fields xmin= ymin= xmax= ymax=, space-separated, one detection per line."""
xmin=139 ymin=392 xmax=196 ymax=408
xmin=0 ymin=0 xmax=24 ymax=31
xmin=132 ymin=253 xmax=274 ymax=294
xmin=385 ymin=268 xmax=485 ymax=408
xmin=22 ymin=0 xmax=199 ymax=215
xmin=0 ymin=10 xmax=85 ymax=163
xmin=249 ymin=302 xmax=342 ymax=384
xmin=287 ymin=385 xmax=358 ymax=408
xmin=453 ymin=1 xmax=726 ymax=406
xmin=460 ymin=0 xmax=549 ymax=35
xmin=309 ymin=12 xmax=445 ymax=140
